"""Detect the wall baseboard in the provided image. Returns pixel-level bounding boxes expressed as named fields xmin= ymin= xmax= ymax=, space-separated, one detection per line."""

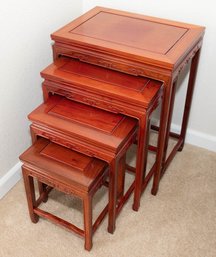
xmin=170 ymin=123 xmax=216 ymax=152
xmin=151 ymin=118 xmax=216 ymax=152
xmin=0 ymin=161 xmax=22 ymax=200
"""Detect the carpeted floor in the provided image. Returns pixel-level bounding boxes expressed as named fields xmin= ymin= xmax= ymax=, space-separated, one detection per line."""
xmin=0 ymin=143 xmax=216 ymax=257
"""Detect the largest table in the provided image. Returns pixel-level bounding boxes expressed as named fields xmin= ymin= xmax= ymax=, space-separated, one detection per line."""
xmin=51 ymin=6 xmax=205 ymax=210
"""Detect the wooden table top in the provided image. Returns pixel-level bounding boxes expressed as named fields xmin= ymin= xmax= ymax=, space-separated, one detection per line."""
xmin=28 ymin=95 xmax=137 ymax=152
xmin=41 ymin=57 xmax=163 ymax=109
xmin=52 ymin=6 xmax=205 ymax=70
xmin=19 ymin=138 xmax=107 ymax=190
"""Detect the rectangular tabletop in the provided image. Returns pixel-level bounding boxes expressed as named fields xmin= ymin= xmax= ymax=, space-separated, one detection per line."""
xmin=52 ymin=6 xmax=205 ymax=70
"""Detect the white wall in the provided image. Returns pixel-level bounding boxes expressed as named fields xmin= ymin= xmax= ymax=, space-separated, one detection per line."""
xmin=1 ymin=0 xmax=215 ymax=198
xmin=82 ymin=0 xmax=216 ymax=151
xmin=0 ymin=0 xmax=82 ymax=197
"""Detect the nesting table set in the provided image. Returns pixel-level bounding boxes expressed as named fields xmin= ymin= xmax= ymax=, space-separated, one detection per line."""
xmin=19 ymin=7 xmax=205 ymax=250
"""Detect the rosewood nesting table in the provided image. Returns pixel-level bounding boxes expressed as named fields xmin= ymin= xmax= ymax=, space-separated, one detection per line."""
xmin=50 ymin=6 xmax=205 ymax=210
xmin=20 ymin=137 xmax=109 ymax=250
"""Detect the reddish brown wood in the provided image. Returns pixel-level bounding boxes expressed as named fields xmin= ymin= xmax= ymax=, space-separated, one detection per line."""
xmin=133 ymin=115 xmax=149 ymax=211
xmin=28 ymin=95 xmax=138 ymax=233
xmin=50 ymin=7 xmax=204 ymax=200
xmin=179 ymin=49 xmax=201 ymax=151
xmin=34 ymin=208 xmax=84 ymax=236
xmin=40 ymin=57 xmax=163 ymax=212
xmin=51 ymin=7 xmax=204 ymax=71
xmin=116 ymin=181 xmax=135 ymax=215
xmin=152 ymin=79 xmax=180 ymax=195
xmin=117 ymin=154 xmax=126 ymax=200
xmin=163 ymin=79 xmax=178 ymax=164
xmin=20 ymin=138 xmax=109 ymax=251
xmin=22 ymin=170 xmax=39 ymax=223
xmin=40 ymin=57 xmax=163 ymax=110
xmin=125 ymin=164 xmax=136 ymax=173
xmin=151 ymin=125 xmax=180 ymax=140
xmin=151 ymin=49 xmax=203 ymax=195
xmin=92 ymin=205 xmax=108 ymax=234
xmin=28 ymin=95 xmax=137 ymax=155
xmin=35 ymin=186 xmax=52 ymax=207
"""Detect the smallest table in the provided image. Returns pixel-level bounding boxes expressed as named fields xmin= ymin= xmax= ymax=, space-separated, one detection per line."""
xmin=19 ymin=137 xmax=109 ymax=250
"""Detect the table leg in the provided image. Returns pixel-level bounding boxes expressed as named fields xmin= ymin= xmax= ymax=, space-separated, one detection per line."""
xmin=151 ymin=79 xmax=174 ymax=195
xmin=161 ymin=79 xmax=178 ymax=165
xmin=152 ymin=49 xmax=201 ymax=195
xmin=30 ymin=128 xmax=48 ymax=201
xmin=133 ymin=115 xmax=149 ymax=211
xmin=107 ymin=158 xmax=118 ymax=234
xmin=22 ymin=167 xmax=39 ymax=223
xmin=117 ymin=154 xmax=126 ymax=200
xmin=178 ymin=49 xmax=201 ymax=151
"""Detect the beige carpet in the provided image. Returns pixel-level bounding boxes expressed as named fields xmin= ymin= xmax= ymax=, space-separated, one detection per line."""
xmin=1 ymin=143 xmax=216 ymax=257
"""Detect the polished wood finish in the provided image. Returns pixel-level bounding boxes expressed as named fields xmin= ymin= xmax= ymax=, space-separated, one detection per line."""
xmin=51 ymin=7 xmax=205 ymax=204
xmin=28 ymin=95 xmax=137 ymax=154
xmin=28 ymin=95 xmax=138 ymax=233
xmin=52 ymin=7 xmax=204 ymax=71
xmin=41 ymin=57 xmax=163 ymax=110
xmin=40 ymin=57 xmax=163 ymax=212
xmin=19 ymin=7 xmax=205 ymax=251
xmin=20 ymin=138 xmax=108 ymax=251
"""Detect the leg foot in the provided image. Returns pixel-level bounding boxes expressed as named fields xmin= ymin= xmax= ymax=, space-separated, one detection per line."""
xmin=151 ymin=187 xmax=158 ymax=196
xmin=132 ymin=203 xmax=139 ymax=212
